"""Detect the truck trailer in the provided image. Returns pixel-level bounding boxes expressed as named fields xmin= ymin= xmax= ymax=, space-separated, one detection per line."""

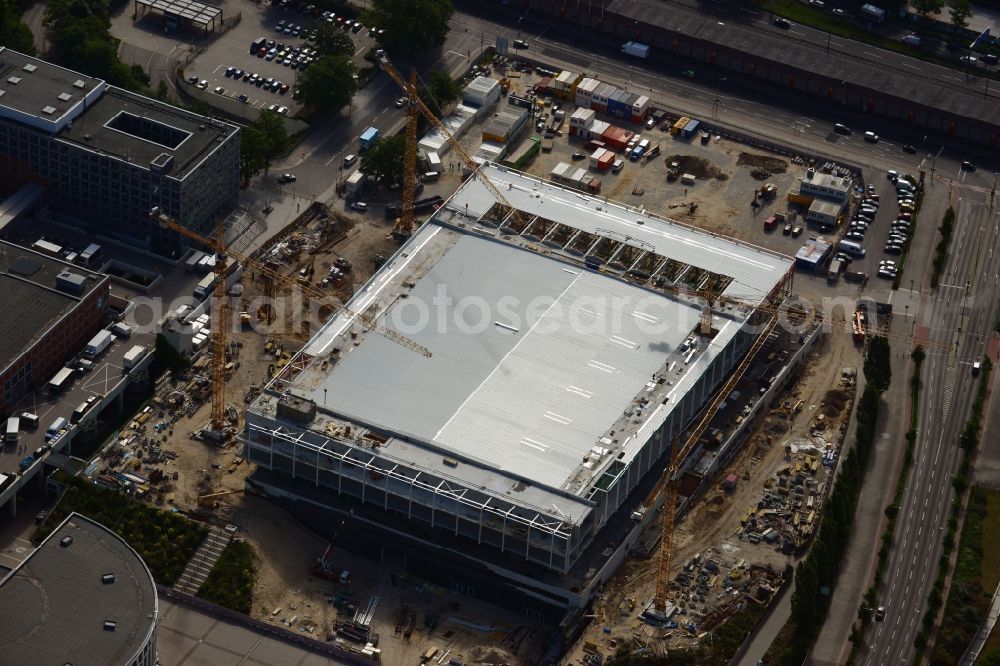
xmin=83 ymin=330 xmax=114 ymax=359
xmin=123 ymin=345 xmax=147 ymax=371
xmin=621 ymin=41 xmax=650 ymax=58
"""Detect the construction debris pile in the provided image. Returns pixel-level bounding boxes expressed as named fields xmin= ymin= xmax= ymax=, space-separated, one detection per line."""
xmin=738 ymin=375 xmax=856 ymax=553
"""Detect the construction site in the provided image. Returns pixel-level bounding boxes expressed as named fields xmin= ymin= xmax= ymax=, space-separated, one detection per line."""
xmin=58 ymin=56 xmax=904 ymax=665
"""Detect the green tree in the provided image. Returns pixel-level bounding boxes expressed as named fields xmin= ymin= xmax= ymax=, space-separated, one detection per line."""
xmin=252 ymin=109 xmax=290 ymax=166
xmin=418 ymin=68 xmax=461 ymax=118
xmin=239 ymin=127 xmax=268 ymax=187
xmin=0 ymin=0 xmax=36 ymax=56
xmin=312 ymin=22 xmax=354 ymax=58
xmin=368 ymin=0 xmax=453 ymax=57
xmin=44 ymin=0 xmax=145 ymax=90
xmin=359 ymin=134 xmax=405 ymax=186
xmin=911 ymin=0 xmax=944 ymax=17
xmin=293 ymin=55 xmax=357 ymax=114
xmin=949 ymin=0 xmax=972 ymax=28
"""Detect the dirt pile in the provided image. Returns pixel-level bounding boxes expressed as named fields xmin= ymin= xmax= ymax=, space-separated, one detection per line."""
xmin=666 ymin=155 xmax=729 ymax=181
xmin=737 ymin=152 xmax=789 ymax=174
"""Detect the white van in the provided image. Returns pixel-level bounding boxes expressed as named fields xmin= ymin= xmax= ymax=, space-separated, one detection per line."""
xmin=839 ymin=239 xmax=866 ymax=257
xmin=343 ymin=154 xmax=358 ymax=167
xmin=20 ymin=412 xmax=39 ymax=427
xmin=46 ymin=417 xmax=67 ymax=441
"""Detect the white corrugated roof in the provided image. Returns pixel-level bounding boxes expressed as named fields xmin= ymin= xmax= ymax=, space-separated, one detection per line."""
xmin=454 ymin=164 xmax=792 ymax=302
xmin=305 ymin=234 xmax=703 ymax=492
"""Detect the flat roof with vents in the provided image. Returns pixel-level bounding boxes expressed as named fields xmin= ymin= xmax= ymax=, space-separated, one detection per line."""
xmin=135 ymin=0 xmax=222 ymax=30
xmin=59 ymin=87 xmax=237 ymax=178
xmin=0 ymin=513 xmax=157 ymax=666
xmin=0 ymin=48 xmax=105 ymax=132
xmin=0 ymin=239 xmax=106 ymax=374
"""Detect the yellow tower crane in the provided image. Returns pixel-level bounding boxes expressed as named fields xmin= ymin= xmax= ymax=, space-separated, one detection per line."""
xmin=149 ymin=209 xmax=431 ymax=365
xmin=392 ymin=68 xmax=419 ymax=240
xmin=151 ymin=209 xmax=230 ymax=433
xmin=378 ymin=58 xmax=532 ymax=232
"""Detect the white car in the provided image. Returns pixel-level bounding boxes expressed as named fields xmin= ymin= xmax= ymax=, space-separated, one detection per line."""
xmin=902 ymin=34 xmax=922 ymax=46
xmin=213 ymin=86 xmax=225 ymax=95
xmin=277 ymin=106 xmax=288 ymax=115
xmin=960 ymin=55 xmax=978 ymax=65
xmin=196 ymin=79 xmax=208 ymax=89
xmin=350 ymin=201 xmax=368 ymax=211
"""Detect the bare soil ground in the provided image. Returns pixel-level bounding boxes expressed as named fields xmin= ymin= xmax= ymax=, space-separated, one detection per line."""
xmin=563 ymin=330 xmax=860 ymax=663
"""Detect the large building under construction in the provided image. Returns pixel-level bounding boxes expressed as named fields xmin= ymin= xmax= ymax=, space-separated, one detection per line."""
xmin=245 ymin=164 xmax=794 ymax=622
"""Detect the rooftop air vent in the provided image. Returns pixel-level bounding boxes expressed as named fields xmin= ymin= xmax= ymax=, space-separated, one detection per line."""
xmin=59 ymin=536 xmax=73 ymax=547
xmin=56 ymin=270 xmax=86 ymax=295
xmin=58 ymin=93 xmax=72 ymax=102
xmin=22 ymin=63 xmax=37 ymax=73
xmin=42 ymin=106 xmax=56 ymax=115
xmin=9 ymin=257 xmax=41 ymax=277
xmin=443 ymin=457 xmax=459 ymax=468
xmin=103 ymin=621 xmax=116 ymax=632
xmin=276 ymin=394 xmax=316 ymax=423
xmin=7 ymin=76 xmax=21 ymax=85
xmin=101 ymin=573 xmax=116 ymax=585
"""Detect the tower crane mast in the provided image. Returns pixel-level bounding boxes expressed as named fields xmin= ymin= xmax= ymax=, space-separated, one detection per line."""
xmin=378 ymin=58 xmax=532 ymax=231
xmin=149 ymin=209 xmax=431 ymax=361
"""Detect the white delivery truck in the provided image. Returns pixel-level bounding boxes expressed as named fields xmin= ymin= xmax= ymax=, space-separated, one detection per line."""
xmin=46 ymin=417 xmax=67 ymax=441
xmin=83 ymin=330 xmax=114 ymax=359
xmin=111 ymin=322 xmax=133 ymax=339
xmin=6 ymin=417 xmax=19 ymax=444
xmin=122 ymin=345 xmax=147 ymax=371
xmin=345 ymin=171 xmax=365 ymax=198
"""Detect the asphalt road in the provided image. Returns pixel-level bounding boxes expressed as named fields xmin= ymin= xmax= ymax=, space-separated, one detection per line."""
xmin=859 ymin=188 xmax=1000 ymax=664
xmin=655 ymin=0 xmax=999 ymax=88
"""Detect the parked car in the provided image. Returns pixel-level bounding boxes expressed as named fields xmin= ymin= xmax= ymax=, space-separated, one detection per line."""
xmin=774 ymin=17 xmax=791 ymax=28
xmin=350 ymin=201 xmax=368 ymax=211
xmin=572 ymin=152 xmax=586 ymax=161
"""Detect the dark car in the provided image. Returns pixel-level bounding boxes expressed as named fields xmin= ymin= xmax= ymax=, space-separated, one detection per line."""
xmin=572 ymin=152 xmax=586 ymax=161
xmin=961 ymin=161 xmax=976 ymax=171
xmin=902 ymin=144 xmax=916 ymax=154
xmin=774 ymin=17 xmax=791 ymax=28
xmin=834 ymin=123 xmax=852 ymax=135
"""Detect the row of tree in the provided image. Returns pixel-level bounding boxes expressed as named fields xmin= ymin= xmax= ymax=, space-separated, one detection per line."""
xmin=293 ymin=0 xmax=454 ymax=116
xmin=44 ymin=0 xmax=149 ymax=90
xmin=779 ymin=336 xmax=892 ymax=664
xmin=0 ymin=0 xmax=34 ymax=54
xmin=912 ymin=0 xmax=974 ymax=29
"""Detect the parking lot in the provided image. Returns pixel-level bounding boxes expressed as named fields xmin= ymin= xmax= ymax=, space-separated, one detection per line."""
xmin=185 ymin=1 xmax=379 ymax=115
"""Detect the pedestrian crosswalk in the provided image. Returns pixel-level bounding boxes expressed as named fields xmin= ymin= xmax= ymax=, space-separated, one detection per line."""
xmin=942 ymin=365 xmax=957 ymax=422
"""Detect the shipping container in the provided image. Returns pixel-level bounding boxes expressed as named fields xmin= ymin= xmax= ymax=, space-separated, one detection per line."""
xmin=123 ymin=345 xmax=147 ymax=371
xmin=32 ymin=239 xmax=62 ymax=257
xmin=48 ymin=367 xmax=74 ymax=394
